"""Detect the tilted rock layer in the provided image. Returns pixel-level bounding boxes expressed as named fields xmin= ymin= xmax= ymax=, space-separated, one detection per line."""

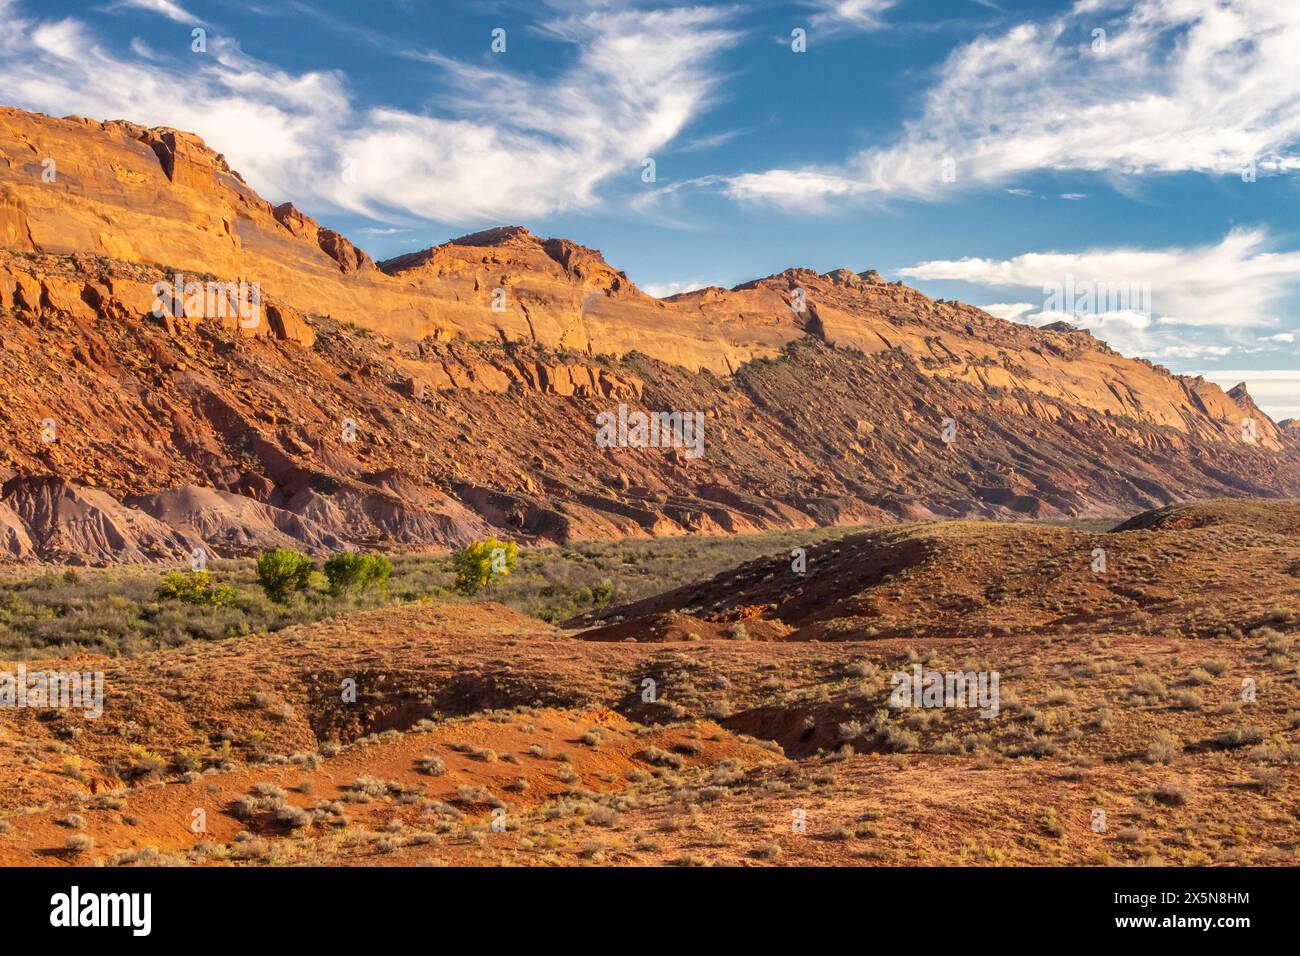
xmin=0 ymin=106 xmax=1297 ymax=563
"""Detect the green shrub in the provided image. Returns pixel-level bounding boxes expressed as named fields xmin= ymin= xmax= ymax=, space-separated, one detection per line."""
xmin=155 ymin=570 xmax=239 ymax=607
xmin=323 ymin=552 xmax=393 ymax=596
xmin=255 ymin=549 xmax=315 ymax=604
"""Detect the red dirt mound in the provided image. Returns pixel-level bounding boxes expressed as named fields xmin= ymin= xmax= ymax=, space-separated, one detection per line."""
xmin=574 ymin=610 xmax=792 ymax=642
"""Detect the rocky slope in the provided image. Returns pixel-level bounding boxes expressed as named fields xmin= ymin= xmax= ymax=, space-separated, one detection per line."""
xmin=570 ymin=499 xmax=1300 ymax=644
xmin=2 ymin=503 xmax=1296 ymax=866
xmin=0 ymin=105 xmax=1297 ymax=563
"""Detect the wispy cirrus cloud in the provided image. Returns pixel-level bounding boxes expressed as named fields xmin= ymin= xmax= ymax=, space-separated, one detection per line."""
xmin=346 ymin=6 xmax=740 ymax=222
xmin=805 ymin=0 xmax=897 ymax=32
xmin=102 ymin=0 xmax=200 ymax=25
xmin=724 ymin=0 xmax=1300 ymax=206
xmin=0 ymin=1 xmax=739 ymax=224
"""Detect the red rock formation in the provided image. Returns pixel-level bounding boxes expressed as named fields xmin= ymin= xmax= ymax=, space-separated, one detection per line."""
xmin=0 ymin=105 xmax=1296 ymax=563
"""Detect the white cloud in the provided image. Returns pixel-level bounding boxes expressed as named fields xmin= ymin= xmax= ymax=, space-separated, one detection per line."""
xmin=1155 ymin=344 xmax=1234 ymax=360
xmin=0 ymin=2 xmax=738 ymax=224
xmin=341 ymin=7 xmax=739 ymax=223
xmin=724 ymin=0 xmax=1300 ymax=205
xmin=978 ymin=302 xmax=1036 ymax=322
xmin=725 ymin=168 xmax=866 ymax=206
xmin=677 ymin=127 xmax=748 ymax=153
xmin=901 ymin=228 xmax=1300 ymax=330
xmin=1020 ymin=308 xmax=1158 ymax=355
xmin=103 ymin=0 xmax=199 ymax=24
xmin=641 ymin=279 xmax=710 ymax=298
xmin=29 ymin=18 xmax=86 ymax=59
xmin=806 ymin=1 xmax=897 ymax=31
xmin=981 ymin=304 xmax=1269 ymax=367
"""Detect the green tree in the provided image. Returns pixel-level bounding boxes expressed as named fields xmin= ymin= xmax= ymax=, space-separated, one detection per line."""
xmin=155 ymin=569 xmax=239 ymax=607
xmin=323 ymin=552 xmax=393 ymax=596
xmin=255 ymin=548 xmax=315 ymax=604
xmin=360 ymin=553 xmax=393 ymax=590
xmin=452 ymin=538 xmax=518 ymax=596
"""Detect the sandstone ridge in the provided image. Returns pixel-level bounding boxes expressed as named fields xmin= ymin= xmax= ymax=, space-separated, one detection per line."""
xmin=0 ymin=106 xmax=1297 ymax=563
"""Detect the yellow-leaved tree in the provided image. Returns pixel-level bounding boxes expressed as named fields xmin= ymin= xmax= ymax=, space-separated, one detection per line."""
xmin=452 ymin=538 xmax=519 ymax=595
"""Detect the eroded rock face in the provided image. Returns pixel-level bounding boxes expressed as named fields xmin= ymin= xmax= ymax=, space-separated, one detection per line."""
xmin=0 ymin=499 xmax=33 ymax=559
xmin=0 ymin=106 xmax=1296 ymax=563
xmin=1 ymin=476 xmax=199 ymax=565
xmin=394 ymin=349 xmax=641 ymax=399
xmin=272 ymin=203 xmax=376 ymax=275
xmin=0 ymin=256 xmax=316 ymax=348
xmin=124 ymin=486 xmax=345 ymax=557
xmin=0 ymin=104 xmax=1280 ymax=442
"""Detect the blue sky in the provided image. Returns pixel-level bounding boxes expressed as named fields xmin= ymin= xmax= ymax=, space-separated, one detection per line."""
xmin=2 ymin=0 xmax=1298 ymax=417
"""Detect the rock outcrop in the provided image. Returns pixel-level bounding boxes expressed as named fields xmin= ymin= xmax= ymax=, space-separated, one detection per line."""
xmin=1 ymin=476 xmax=199 ymax=565
xmin=0 ymin=105 xmax=1297 ymax=563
